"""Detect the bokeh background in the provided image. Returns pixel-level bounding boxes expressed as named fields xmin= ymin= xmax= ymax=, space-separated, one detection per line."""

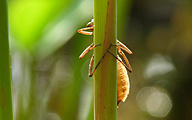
xmin=8 ymin=0 xmax=192 ymax=120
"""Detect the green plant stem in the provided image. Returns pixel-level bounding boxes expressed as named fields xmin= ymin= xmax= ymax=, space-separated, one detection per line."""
xmin=0 ymin=0 xmax=13 ymax=120
xmin=94 ymin=0 xmax=117 ymax=119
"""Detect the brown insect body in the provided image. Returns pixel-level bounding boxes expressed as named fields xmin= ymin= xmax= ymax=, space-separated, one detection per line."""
xmin=117 ymin=56 xmax=130 ymax=108
xmin=78 ymin=19 xmax=132 ymax=107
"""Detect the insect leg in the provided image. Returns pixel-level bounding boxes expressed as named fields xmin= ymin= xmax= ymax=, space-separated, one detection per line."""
xmin=109 ymin=43 xmax=132 ymax=73
xmin=116 ymin=40 xmax=133 ymax=55
xmin=89 ymin=46 xmax=110 ymax=77
xmin=79 ymin=43 xmax=101 ymax=59
xmin=78 ymin=27 xmax=94 ymax=35
xmin=117 ymin=47 xmax=132 ymax=73
xmin=107 ymin=50 xmax=131 ymax=72
xmin=89 ymin=55 xmax=94 ymax=77
xmin=89 ymin=43 xmax=132 ymax=77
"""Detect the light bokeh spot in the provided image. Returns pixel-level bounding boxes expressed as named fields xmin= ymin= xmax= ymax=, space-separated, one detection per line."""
xmin=144 ymin=54 xmax=175 ymax=79
xmin=136 ymin=87 xmax=172 ymax=117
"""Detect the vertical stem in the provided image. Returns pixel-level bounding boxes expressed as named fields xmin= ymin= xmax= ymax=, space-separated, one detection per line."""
xmin=0 ymin=0 xmax=13 ymax=120
xmin=94 ymin=0 xmax=117 ymax=120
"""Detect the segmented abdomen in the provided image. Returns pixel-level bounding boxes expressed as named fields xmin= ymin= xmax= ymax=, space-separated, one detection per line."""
xmin=117 ymin=56 xmax=130 ymax=108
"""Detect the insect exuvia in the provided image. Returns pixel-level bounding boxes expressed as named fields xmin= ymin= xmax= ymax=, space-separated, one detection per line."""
xmin=78 ymin=19 xmax=133 ymax=108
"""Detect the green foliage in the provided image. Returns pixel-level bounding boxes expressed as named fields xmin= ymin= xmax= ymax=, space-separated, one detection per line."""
xmin=0 ymin=0 xmax=13 ymax=120
xmin=9 ymin=0 xmax=93 ymax=57
xmin=9 ymin=0 xmax=94 ymax=120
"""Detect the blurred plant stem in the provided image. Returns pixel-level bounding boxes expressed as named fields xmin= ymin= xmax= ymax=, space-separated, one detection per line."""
xmin=0 ymin=0 xmax=13 ymax=119
xmin=86 ymin=94 xmax=94 ymax=120
xmin=94 ymin=0 xmax=117 ymax=119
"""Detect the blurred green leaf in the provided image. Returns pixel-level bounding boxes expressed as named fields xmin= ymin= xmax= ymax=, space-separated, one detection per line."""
xmin=0 ymin=0 xmax=13 ymax=119
xmin=9 ymin=0 xmax=93 ymax=57
xmin=9 ymin=0 xmax=71 ymax=49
